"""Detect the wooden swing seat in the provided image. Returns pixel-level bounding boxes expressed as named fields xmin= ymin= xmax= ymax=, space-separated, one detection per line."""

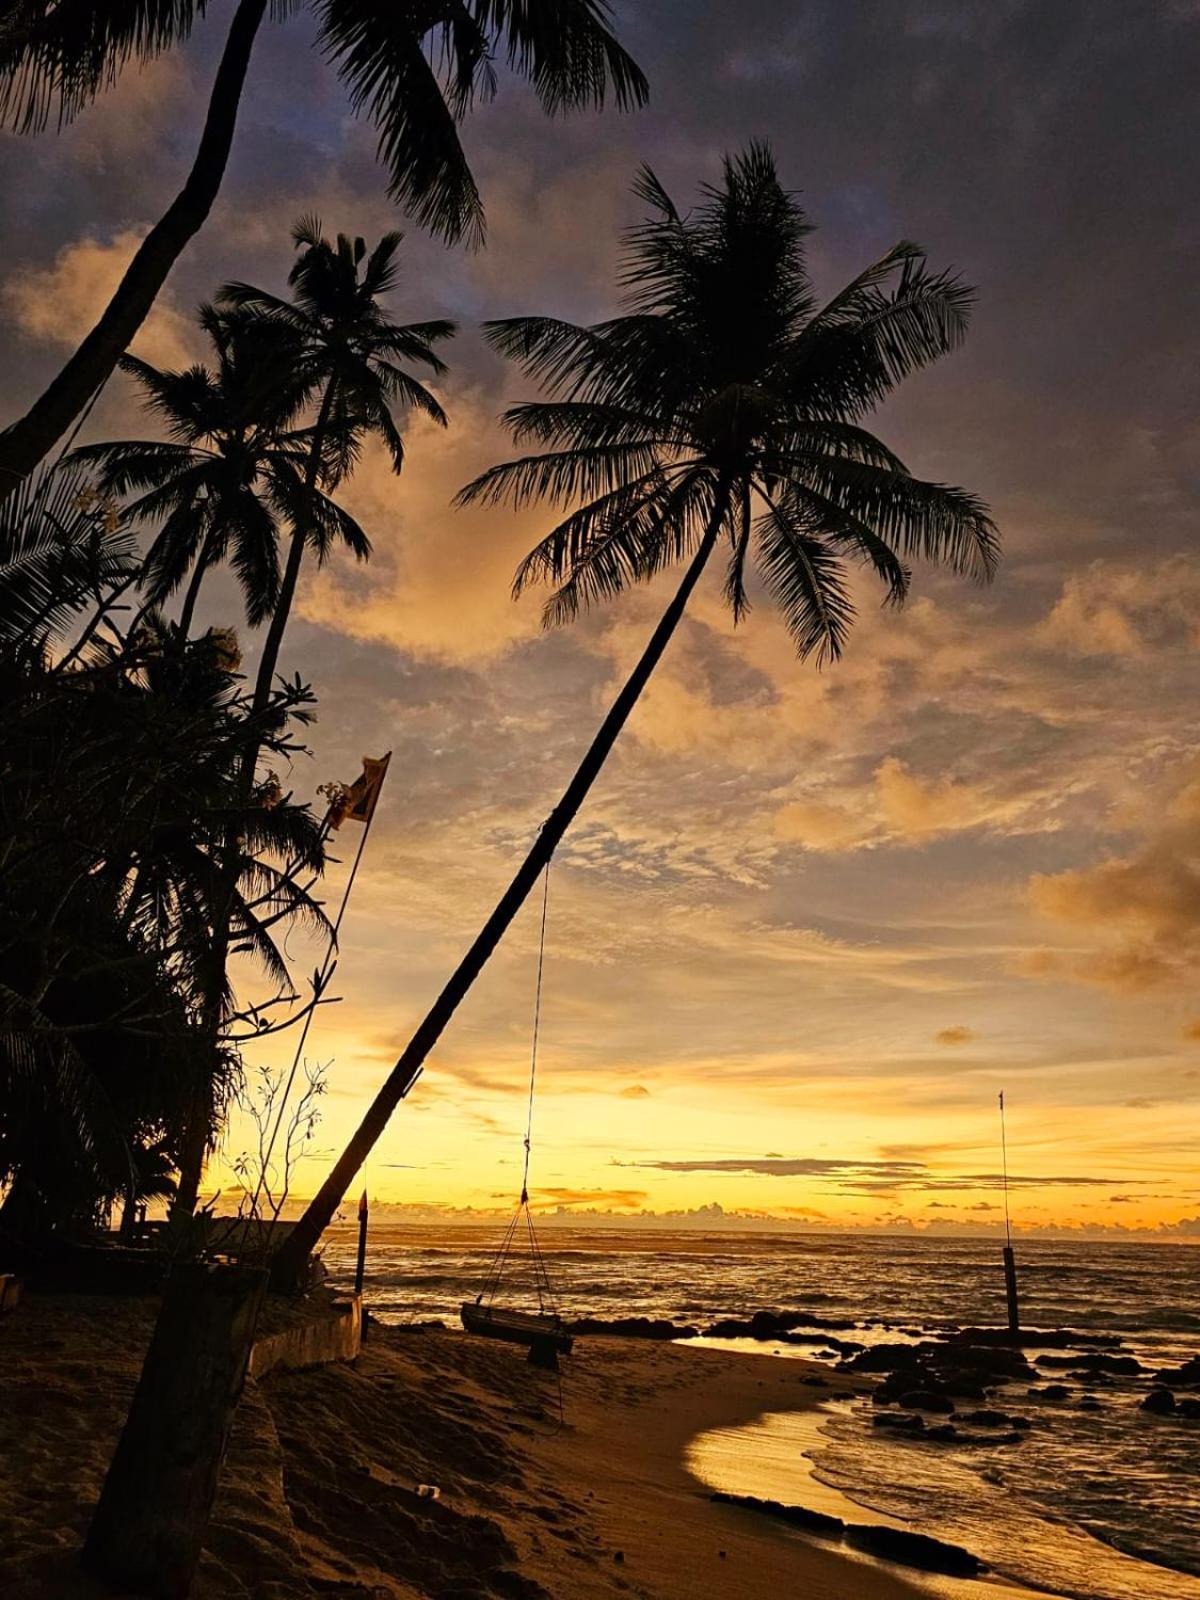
xmin=460 ymin=1300 xmax=574 ymax=1355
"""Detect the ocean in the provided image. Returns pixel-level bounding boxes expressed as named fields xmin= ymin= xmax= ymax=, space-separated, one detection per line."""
xmin=322 ymin=1224 xmax=1200 ymax=1600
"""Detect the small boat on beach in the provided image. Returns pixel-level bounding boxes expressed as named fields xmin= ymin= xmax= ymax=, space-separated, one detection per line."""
xmin=460 ymin=1300 xmax=574 ymax=1356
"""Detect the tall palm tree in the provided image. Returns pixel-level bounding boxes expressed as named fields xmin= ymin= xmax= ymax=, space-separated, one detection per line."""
xmin=272 ymin=143 xmax=1000 ymax=1286
xmin=216 ymin=217 xmax=454 ymax=727
xmin=0 ymin=0 xmax=647 ymax=501
xmin=70 ymin=306 xmax=362 ymax=637
xmin=136 ymin=222 xmax=453 ymax=1221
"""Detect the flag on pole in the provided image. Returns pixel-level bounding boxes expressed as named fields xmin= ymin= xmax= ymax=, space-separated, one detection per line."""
xmin=328 ymin=753 xmax=391 ymax=829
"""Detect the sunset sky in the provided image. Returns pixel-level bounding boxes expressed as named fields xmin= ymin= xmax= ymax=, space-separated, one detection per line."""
xmin=3 ymin=2 xmax=1198 ymax=1238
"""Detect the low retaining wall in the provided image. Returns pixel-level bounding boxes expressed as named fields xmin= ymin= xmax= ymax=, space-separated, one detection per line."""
xmin=249 ymin=1294 xmax=361 ymax=1381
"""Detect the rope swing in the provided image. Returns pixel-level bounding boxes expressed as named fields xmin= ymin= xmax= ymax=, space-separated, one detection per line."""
xmin=460 ymin=858 xmax=573 ymax=1368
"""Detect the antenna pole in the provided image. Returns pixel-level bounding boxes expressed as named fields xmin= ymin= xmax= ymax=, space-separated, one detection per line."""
xmin=999 ymin=1091 xmax=1021 ymax=1342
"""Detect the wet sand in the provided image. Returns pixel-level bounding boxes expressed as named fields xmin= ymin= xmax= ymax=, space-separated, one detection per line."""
xmin=0 ymin=1294 xmax=1051 ymax=1598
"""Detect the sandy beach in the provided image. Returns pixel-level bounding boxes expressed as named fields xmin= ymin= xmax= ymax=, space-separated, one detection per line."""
xmin=0 ymin=1292 xmax=1056 ymax=1600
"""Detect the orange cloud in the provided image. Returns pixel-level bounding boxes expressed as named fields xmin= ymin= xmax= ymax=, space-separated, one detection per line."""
xmin=875 ymin=756 xmax=1003 ymax=840
xmin=301 ymin=398 xmax=547 ymax=664
xmin=773 ymin=797 xmax=875 ymax=851
xmin=619 ymin=1084 xmax=650 ymax=1098
xmin=532 ymin=1187 xmax=647 ymax=1210
xmin=1026 ymin=766 xmax=1200 ymax=991
xmin=1183 ymin=1021 xmax=1200 ymax=1042
xmin=935 ymin=1025 xmax=977 ymax=1046
xmin=1039 ymin=558 xmax=1200 ymax=658
xmin=4 ymin=230 xmax=195 ymax=369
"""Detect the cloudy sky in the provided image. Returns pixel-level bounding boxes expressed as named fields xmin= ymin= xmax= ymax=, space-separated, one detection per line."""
xmin=4 ymin=2 xmax=1199 ymax=1237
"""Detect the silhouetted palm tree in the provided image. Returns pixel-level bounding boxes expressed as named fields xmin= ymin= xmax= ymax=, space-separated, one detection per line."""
xmin=70 ymin=308 xmax=362 ymax=637
xmin=131 ymin=224 xmax=454 ymax=1221
xmin=0 ymin=0 xmax=647 ymax=499
xmin=273 ymin=143 xmax=999 ymax=1285
xmin=216 ymin=218 xmax=454 ymax=724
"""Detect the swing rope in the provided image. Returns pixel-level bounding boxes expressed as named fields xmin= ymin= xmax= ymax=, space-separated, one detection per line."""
xmin=520 ymin=859 xmax=551 ymax=1206
xmin=480 ymin=857 xmax=558 ymax=1318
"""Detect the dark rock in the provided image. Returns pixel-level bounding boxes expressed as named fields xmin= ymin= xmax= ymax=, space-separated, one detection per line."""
xmin=1037 ymin=1352 xmax=1142 ymax=1375
xmin=780 ymin=1332 xmax=865 ymax=1356
xmin=943 ymin=1345 xmax=1036 ymax=1378
xmin=936 ymin=1377 xmax=989 ymax=1401
xmin=705 ymin=1308 xmax=861 ymax=1340
xmin=873 ymin=1412 xmax=926 ymax=1434
xmin=1028 ymin=1384 xmax=1071 ymax=1401
xmin=1153 ymin=1356 xmax=1200 ymax=1389
xmin=708 ymin=1491 xmax=844 ymax=1537
xmin=569 ymin=1316 xmax=697 ymax=1340
xmin=1177 ymin=1398 xmax=1200 ymax=1419
xmin=923 ymin=1424 xmax=1024 ymax=1447
xmin=843 ymin=1524 xmax=984 ymax=1577
xmin=941 ymin=1326 xmax=1120 ymax=1350
xmin=842 ymin=1343 xmax=924 ymax=1374
xmin=801 ymin=1374 xmax=830 ymax=1387
xmin=895 ymin=1390 xmax=955 ymax=1414
xmin=1141 ymin=1388 xmax=1177 ymax=1415
xmin=957 ymin=1409 xmax=1031 ymax=1430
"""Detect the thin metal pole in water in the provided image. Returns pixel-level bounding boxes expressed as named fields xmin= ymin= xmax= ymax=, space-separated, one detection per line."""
xmin=354 ymin=1189 xmax=369 ymax=1298
xmin=999 ymin=1091 xmax=1020 ymax=1341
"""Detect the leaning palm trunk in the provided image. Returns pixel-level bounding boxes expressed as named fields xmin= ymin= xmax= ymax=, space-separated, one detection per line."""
xmin=270 ymin=493 xmax=728 ymax=1288
xmin=0 ymin=0 xmax=268 ymax=503
xmin=171 ymin=384 xmax=337 ymax=1220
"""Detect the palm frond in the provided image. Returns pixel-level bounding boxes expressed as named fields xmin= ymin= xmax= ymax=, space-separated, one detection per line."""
xmin=0 ymin=461 xmax=139 ymax=646
xmin=0 ymin=0 xmax=204 ymax=131
xmin=795 ymin=456 xmax=998 ymax=580
xmin=754 ymin=496 xmax=855 ymax=664
xmin=317 ymin=0 xmax=486 ymax=245
xmin=459 ymin=441 xmax=668 ymax=511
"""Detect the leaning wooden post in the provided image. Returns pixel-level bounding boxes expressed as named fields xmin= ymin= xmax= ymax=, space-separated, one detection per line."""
xmin=82 ymin=1260 xmax=266 ymax=1598
xmin=354 ymin=1188 xmax=369 ymax=1342
xmin=999 ymin=1091 xmax=1021 ymax=1341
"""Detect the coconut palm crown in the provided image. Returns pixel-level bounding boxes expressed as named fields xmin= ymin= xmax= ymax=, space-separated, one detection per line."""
xmin=70 ymin=309 xmax=343 ymax=633
xmin=218 ymin=217 xmax=454 ymax=482
xmin=460 ymin=142 xmax=998 ymax=661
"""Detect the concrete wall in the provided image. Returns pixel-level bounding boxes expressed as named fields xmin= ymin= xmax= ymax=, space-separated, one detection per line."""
xmin=249 ymin=1294 xmax=361 ymax=1382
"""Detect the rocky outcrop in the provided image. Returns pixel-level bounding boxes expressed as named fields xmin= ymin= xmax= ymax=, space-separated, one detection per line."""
xmin=956 ymin=1409 xmax=1032 ymax=1430
xmin=1142 ymin=1388 xmax=1177 ymax=1415
xmin=702 ymin=1309 xmax=857 ymax=1339
xmin=569 ymin=1316 xmax=697 ymax=1340
xmin=1036 ymin=1352 xmax=1142 ymax=1375
xmin=873 ymin=1412 xmax=928 ymax=1435
xmin=709 ymin=1490 xmax=844 ymax=1537
xmin=1153 ymin=1356 xmax=1200 ymax=1389
xmin=843 ymin=1523 xmax=985 ymax=1577
xmin=708 ymin=1493 xmax=986 ymax=1578
xmin=938 ymin=1326 xmax=1120 ymax=1350
xmin=848 ymin=1338 xmax=1035 ymax=1419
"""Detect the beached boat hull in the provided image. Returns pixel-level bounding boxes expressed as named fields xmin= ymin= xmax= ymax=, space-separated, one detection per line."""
xmin=460 ymin=1301 xmax=574 ymax=1355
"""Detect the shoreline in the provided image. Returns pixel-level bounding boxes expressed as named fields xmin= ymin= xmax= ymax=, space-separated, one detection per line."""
xmin=1 ymin=1291 xmax=1057 ymax=1599
xmin=523 ymin=1333 xmax=1050 ymax=1600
